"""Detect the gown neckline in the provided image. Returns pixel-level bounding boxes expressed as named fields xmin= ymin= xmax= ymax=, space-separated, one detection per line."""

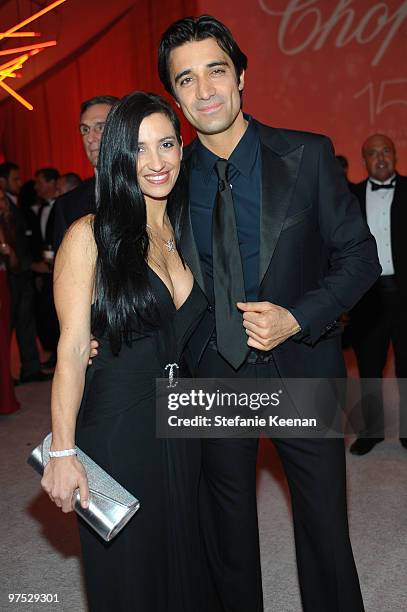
xmin=148 ymin=266 xmax=196 ymax=314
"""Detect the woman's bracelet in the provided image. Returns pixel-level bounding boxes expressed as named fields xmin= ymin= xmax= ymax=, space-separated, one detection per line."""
xmin=48 ymin=448 xmax=77 ymax=458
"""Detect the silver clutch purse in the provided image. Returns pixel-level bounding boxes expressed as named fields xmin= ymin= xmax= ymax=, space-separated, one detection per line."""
xmin=27 ymin=433 xmax=140 ymax=542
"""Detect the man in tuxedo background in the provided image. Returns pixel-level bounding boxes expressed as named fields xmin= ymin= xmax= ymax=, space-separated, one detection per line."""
xmin=56 ymin=172 xmax=82 ymax=196
xmin=34 ymin=167 xmax=60 ymax=249
xmin=33 ymin=167 xmax=60 ymax=367
xmin=349 ymin=134 xmax=407 ymax=455
xmin=158 ymin=15 xmax=380 ymax=611
xmin=0 ymin=162 xmax=50 ymax=383
xmin=53 ymin=95 xmax=118 ymax=251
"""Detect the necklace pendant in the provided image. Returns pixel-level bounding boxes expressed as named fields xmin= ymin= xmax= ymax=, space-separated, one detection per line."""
xmin=165 ymin=238 xmax=175 ymax=253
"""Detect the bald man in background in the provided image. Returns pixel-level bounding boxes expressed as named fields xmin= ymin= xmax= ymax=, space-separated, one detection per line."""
xmin=349 ymin=134 xmax=407 ymax=455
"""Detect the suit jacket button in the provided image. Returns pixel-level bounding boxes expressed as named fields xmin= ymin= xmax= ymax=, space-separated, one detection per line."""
xmin=207 ymin=305 xmax=214 ymax=312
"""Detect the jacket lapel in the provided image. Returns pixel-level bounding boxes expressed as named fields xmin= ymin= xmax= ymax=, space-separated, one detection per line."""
xmin=258 ymin=129 xmax=304 ymax=283
xmin=180 ymin=150 xmax=206 ymax=295
xmin=390 ymin=173 xmax=403 ymax=245
xmin=181 ymin=125 xmax=305 ymax=293
xmin=357 ymin=180 xmax=367 ymax=219
xmin=45 ymin=203 xmax=57 ymax=246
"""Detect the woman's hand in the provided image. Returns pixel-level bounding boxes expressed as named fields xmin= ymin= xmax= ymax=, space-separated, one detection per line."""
xmin=0 ymin=241 xmax=19 ymax=271
xmin=0 ymin=241 xmax=11 ymax=256
xmin=88 ymin=337 xmax=99 ymax=365
xmin=41 ymin=456 xmax=90 ymax=513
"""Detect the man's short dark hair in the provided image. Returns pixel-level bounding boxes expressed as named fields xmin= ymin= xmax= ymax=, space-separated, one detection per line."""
xmin=0 ymin=161 xmax=19 ymax=180
xmin=61 ymin=172 xmax=82 ymax=190
xmin=35 ymin=167 xmax=60 ymax=182
xmin=158 ymin=15 xmax=248 ymax=97
xmin=80 ymin=95 xmax=119 ymax=118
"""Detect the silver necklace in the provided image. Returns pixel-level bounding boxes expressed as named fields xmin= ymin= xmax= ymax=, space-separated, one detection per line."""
xmin=146 ymin=224 xmax=176 ymax=253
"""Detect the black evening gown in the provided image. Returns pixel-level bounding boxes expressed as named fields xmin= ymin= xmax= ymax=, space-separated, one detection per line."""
xmin=75 ymin=271 xmax=208 ymax=612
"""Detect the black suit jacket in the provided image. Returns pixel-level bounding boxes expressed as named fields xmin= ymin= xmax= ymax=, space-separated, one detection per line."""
xmin=43 ymin=203 xmax=57 ymax=249
xmin=21 ymin=205 xmax=43 ymax=263
xmin=351 ymin=174 xmax=407 ymax=297
xmin=27 ymin=201 xmax=58 ymax=254
xmin=53 ymin=177 xmax=96 ymax=251
xmin=6 ymin=198 xmax=33 ymax=273
xmin=181 ymin=120 xmax=381 ymax=377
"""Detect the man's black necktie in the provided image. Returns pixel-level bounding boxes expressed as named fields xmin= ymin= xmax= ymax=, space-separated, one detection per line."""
xmin=369 ymin=179 xmax=396 ymax=191
xmin=212 ymin=159 xmax=249 ymax=369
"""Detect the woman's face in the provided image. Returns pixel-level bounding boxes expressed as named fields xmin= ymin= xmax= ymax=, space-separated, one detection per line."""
xmin=136 ymin=112 xmax=182 ymax=203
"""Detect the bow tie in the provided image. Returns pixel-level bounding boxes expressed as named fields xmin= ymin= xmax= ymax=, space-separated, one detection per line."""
xmin=369 ymin=179 xmax=396 ymax=191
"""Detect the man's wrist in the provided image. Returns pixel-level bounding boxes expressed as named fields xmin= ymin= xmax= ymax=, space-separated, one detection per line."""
xmin=287 ymin=307 xmax=309 ymax=339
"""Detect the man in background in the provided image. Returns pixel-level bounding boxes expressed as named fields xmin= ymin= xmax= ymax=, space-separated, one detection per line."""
xmin=53 ymin=95 xmax=118 ymax=251
xmin=34 ymin=167 xmax=60 ymax=249
xmin=349 ymin=134 xmax=407 ymax=455
xmin=33 ymin=167 xmax=60 ymax=368
xmin=0 ymin=162 xmax=50 ymax=384
xmin=57 ymin=172 xmax=82 ymax=196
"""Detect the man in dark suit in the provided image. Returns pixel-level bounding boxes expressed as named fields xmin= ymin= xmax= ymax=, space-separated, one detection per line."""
xmin=53 ymin=95 xmax=118 ymax=251
xmin=158 ymin=16 xmax=380 ymax=611
xmin=0 ymin=162 xmax=50 ymax=383
xmin=349 ymin=134 xmax=407 ymax=455
xmin=56 ymin=172 xmax=82 ymax=196
xmin=33 ymin=167 xmax=60 ymax=366
xmin=34 ymin=167 xmax=60 ymax=249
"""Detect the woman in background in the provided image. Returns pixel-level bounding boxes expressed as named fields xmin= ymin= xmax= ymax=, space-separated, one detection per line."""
xmin=41 ymin=92 xmax=211 ymax=611
xmin=0 ymin=187 xmax=20 ymax=414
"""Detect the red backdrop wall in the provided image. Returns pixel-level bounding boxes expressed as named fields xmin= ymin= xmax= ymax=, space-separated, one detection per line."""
xmin=200 ymin=0 xmax=407 ymax=182
xmin=0 ymin=0 xmax=197 ymax=180
xmin=0 ymin=0 xmax=406 ymax=183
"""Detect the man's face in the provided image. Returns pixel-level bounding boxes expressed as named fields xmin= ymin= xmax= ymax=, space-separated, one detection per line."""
xmin=79 ymin=103 xmax=112 ymax=167
xmin=35 ymin=174 xmax=57 ymax=201
xmin=5 ymin=168 xmax=22 ymax=195
xmin=362 ymin=135 xmax=396 ymax=182
xmin=168 ymin=38 xmax=244 ymax=136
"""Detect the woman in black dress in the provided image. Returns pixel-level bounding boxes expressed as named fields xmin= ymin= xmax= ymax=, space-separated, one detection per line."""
xmin=41 ymin=92 xmax=209 ymax=611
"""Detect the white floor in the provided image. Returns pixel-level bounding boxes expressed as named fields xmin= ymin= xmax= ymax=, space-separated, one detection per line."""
xmin=1 ymin=346 xmax=407 ymax=612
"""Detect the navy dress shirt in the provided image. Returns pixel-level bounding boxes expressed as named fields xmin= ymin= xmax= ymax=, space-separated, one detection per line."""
xmin=190 ymin=115 xmax=261 ymax=304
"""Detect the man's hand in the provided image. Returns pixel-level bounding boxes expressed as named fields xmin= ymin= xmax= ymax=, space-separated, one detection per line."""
xmin=237 ymin=301 xmax=301 ymax=351
xmin=88 ymin=337 xmax=99 ymax=365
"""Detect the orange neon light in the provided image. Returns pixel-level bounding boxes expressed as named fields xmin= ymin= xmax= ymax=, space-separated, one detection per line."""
xmin=0 ymin=0 xmax=67 ymax=42
xmin=0 ymin=32 xmax=40 ymax=38
xmin=0 ymin=64 xmax=27 ymax=78
xmin=0 ymin=0 xmax=68 ymax=110
xmin=0 ymin=50 xmax=44 ymax=81
xmin=0 ymin=71 xmax=17 ymax=79
xmin=0 ymin=56 xmax=28 ymax=72
xmin=0 ymin=52 xmax=35 ymax=72
xmin=0 ymin=40 xmax=57 ymax=56
xmin=0 ymin=62 xmax=28 ymax=78
xmin=0 ymin=80 xmax=33 ymax=110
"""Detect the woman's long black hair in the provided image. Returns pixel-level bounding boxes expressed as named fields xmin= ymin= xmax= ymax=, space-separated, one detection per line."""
xmin=92 ymin=91 xmax=186 ymax=355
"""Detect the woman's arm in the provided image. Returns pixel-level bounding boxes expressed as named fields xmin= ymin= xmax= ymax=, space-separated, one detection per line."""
xmin=41 ymin=214 xmax=96 ymax=513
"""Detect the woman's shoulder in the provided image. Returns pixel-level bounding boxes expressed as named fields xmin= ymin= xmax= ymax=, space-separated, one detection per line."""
xmin=63 ymin=214 xmax=95 ymax=246
xmin=58 ymin=214 xmax=96 ymax=263
xmin=68 ymin=213 xmax=95 ymax=235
